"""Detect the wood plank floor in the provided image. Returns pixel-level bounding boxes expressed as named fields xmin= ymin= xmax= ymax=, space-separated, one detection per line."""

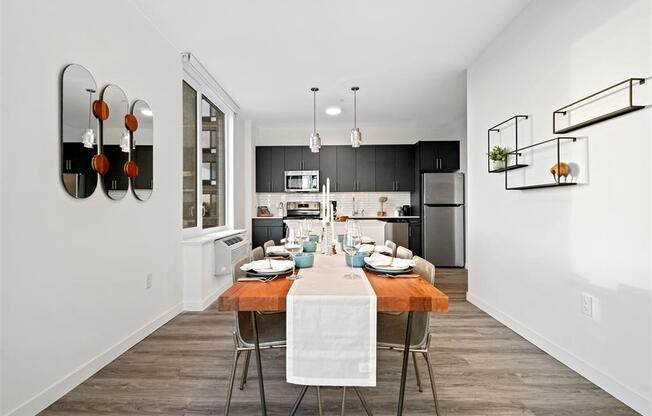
xmin=42 ymin=269 xmax=638 ymax=415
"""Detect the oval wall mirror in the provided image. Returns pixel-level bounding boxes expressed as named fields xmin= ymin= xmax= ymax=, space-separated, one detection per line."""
xmin=100 ymin=84 xmax=130 ymax=200
xmin=60 ymin=64 xmax=99 ymax=198
xmin=130 ymin=100 xmax=153 ymax=201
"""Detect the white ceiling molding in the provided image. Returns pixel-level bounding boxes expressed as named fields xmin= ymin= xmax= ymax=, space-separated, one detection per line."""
xmin=181 ymin=52 xmax=240 ymax=113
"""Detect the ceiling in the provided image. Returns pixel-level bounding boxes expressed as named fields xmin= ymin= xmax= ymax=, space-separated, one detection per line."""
xmin=134 ymin=0 xmax=530 ymax=130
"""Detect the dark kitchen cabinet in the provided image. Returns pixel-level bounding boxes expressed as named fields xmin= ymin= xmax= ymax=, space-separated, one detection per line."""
xmin=255 ymin=146 xmax=285 ymax=192
xmin=394 ymin=145 xmax=415 ymax=191
xmin=355 ymin=146 xmax=375 ymax=191
xmin=255 ymin=147 xmax=271 ymax=192
xmin=283 ymin=146 xmax=302 ymax=171
xmin=374 ymin=146 xmax=395 ymax=192
xmin=319 ymin=145 xmax=337 ymax=190
xmin=336 ymin=146 xmax=356 ymax=192
xmin=419 ymin=141 xmax=460 ymax=172
xmin=302 ymin=147 xmax=320 ymax=170
xmin=270 ymin=147 xmax=285 ymax=192
xmin=284 ymin=146 xmax=320 ymax=171
xmin=375 ymin=145 xmax=415 ymax=191
xmin=408 ymin=220 xmax=421 ymax=257
xmin=252 ymin=218 xmax=284 ymax=249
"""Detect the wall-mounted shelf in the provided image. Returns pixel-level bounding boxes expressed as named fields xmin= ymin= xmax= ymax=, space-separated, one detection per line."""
xmin=553 ymin=78 xmax=646 ymax=134
xmin=488 ymin=115 xmax=528 ymax=173
xmin=505 ymin=137 xmax=577 ymax=190
xmin=490 ymin=163 xmax=529 ymax=173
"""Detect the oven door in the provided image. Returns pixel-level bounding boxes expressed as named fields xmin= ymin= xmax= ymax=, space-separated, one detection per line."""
xmin=285 ymin=171 xmax=319 ymax=192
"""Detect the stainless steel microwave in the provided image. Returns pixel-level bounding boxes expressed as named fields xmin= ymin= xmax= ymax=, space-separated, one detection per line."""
xmin=284 ymin=170 xmax=319 ymax=192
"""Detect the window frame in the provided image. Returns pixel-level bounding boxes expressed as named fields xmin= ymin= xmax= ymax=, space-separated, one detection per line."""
xmin=182 ymin=55 xmax=236 ymax=236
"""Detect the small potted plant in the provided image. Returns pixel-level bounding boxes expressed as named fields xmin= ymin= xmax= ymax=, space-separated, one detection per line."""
xmin=488 ymin=145 xmax=509 ymax=171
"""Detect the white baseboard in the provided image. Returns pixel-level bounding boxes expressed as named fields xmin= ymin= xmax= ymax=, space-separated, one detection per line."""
xmin=183 ymin=280 xmax=230 ymax=311
xmin=6 ymin=303 xmax=183 ymax=416
xmin=466 ymin=292 xmax=651 ymax=416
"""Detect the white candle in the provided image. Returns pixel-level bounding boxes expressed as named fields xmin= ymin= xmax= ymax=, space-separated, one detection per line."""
xmin=322 ymin=185 xmax=326 ymax=226
xmin=330 ymin=201 xmax=335 ymax=243
xmin=326 ymin=178 xmax=330 ymax=222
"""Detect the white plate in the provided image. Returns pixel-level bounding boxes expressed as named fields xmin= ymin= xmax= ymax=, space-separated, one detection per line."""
xmin=371 ymin=264 xmax=410 ymax=272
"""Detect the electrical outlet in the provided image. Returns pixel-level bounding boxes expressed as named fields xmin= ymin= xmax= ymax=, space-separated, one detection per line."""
xmin=582 ymin=293 xmax=594 ymax=318
xmin=146 ymin=273 xmax=153 ymax=289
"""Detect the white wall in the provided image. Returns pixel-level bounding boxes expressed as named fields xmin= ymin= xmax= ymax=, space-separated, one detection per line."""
xmin=0 ymin=1 xmax=183 ymax=414
xmin=466 ymin=1 xmax=651 ymax=415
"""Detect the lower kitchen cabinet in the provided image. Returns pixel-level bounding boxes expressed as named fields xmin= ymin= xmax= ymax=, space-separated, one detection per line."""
xmin=408 ymin=220 xmax=421 ymax=257
xmin=252 ymin=218 xmax=284 ymax=249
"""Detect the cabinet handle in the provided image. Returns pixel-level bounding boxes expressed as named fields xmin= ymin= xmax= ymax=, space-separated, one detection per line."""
xmin=396 ymin=181 xmax=399 ymax=191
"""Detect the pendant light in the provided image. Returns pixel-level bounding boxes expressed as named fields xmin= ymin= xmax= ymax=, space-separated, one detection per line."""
xmin=350 ymin=86 xmax=362 ymax=148
xmin=309 ymin=87 xmax=321 ymax=153
xmin=81 ymin=88 xmax=97 ymax=148
xmin=120 ymin=131 xmax=130 ymax=153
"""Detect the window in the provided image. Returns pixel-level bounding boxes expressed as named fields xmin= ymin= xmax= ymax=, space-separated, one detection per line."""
xmin=182 ymin=81 xmax=197 ymax=228
xmin=182 ymin=53 xmax=237 ymax=234
xmin=201 ymin=96 xmax=226 ymax=228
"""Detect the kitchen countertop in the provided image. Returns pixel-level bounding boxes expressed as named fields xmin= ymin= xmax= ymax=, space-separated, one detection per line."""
xmin=254 ymin=216 xmax=419 ymax=220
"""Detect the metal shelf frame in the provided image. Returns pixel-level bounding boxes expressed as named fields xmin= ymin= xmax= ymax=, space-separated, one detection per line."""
xmin=487 ymin=115 xmax=529 ymax=173
xmin=553 ymin=78 xmax=646 ymax=134
xmin=505 ymin=137 xmax=577 ymax=190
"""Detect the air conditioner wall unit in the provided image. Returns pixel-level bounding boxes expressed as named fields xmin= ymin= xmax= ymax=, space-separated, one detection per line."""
xmin=214 ymin=232 xmax=249 ymax=275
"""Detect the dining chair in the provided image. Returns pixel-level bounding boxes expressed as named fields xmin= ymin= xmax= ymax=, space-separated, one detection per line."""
xmin=225 ymin=257 xmax=287 ymax=416
xmin=263 ymin=239 xmax=275 ymax=253
xmin=251 ymin=246 xmax=264 ymax=261
xmin=396 ymin=246 xmax=413 ymax=259
xmin=384 ymin=240 xmax=397 ymax=257
xmin=376 ymin=255 xmax=440 ymax=414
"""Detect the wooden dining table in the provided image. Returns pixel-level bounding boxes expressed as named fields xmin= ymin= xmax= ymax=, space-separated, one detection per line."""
xmin=217 ymin=258 xmax=448 ymax=416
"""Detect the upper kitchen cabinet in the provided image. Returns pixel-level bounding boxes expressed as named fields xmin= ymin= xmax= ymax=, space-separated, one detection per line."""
xmin=375 ymin=145 xmax=415 ymax=191
xmin=355 ymin=146 xmax=375 ymax=192
xmin=419 ymin=141 xmax=460 ymax=172
xmin=284 ymin=146 xmax=320 ymax=171
xmin=336 ymin=146 xmax=356 ymax=192
xmin=319 ymin=145 xmax=337 ymax=190
xmin=255 ymin=146 xmax=285 ymax=192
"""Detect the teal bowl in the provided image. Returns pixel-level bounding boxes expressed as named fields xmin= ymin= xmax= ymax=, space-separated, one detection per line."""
xmin=303 ymin=240 xmax=317 ymax=252
xmin=345 ymin=252 xmax=370 ymax=267
xmin=308 ymin=234 xmax=319 ymax=242
xmin=294 ymin=252 xmax=314 ymax=268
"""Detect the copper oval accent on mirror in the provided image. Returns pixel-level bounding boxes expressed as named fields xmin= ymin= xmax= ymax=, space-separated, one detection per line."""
xmin=92 ymin=153 xmax=109 ymax=175
xmin=124 ymin=114 xmax=138 ymax=132
xmin=124 ymin=160 xmax=139 ymax=178
xmin=92 ymin=100 xmax=109 ymax=121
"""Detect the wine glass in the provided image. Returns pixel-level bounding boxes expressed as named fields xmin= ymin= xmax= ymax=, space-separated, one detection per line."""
xmin=342 ymin=220 xmax=362 ymax=279
xmin=284 ymin=223 xmax=303 ymax=280
xmin=303 ymin=219 xmax=313 ymax=240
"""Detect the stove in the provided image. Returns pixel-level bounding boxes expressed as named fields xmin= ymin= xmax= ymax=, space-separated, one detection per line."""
xmin=285 ymin=201 xmax=322 ymax=220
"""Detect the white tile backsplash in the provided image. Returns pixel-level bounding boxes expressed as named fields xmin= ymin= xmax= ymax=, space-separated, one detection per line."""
xmin=256 ymin=192 xmax=411 ymax=217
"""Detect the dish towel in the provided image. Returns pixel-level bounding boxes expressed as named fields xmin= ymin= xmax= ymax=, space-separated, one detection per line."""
xmin=286 ymin=253 xmax=377 ymax=386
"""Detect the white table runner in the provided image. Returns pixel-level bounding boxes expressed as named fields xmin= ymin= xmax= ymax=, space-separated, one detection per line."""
xmin=286 ymin=253 xmax=377 ymax=386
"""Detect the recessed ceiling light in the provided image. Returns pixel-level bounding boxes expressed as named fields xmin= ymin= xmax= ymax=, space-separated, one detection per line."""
xmin=325 ymin=106 xmax=342 ymax=116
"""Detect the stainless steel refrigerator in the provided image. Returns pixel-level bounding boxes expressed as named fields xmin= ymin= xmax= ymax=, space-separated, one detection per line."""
xmin=422 ymin=172 xmax=465 ymax=267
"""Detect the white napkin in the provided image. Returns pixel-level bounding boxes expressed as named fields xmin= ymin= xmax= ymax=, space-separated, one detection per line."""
xmin=363 ymin=253 xmax=415 ymax=268
xmin=266 ymin=245 xmax=289 ymax=254
xmin=358 ymin=244 xmax=393 ymax=255
xmin=241 ymin=259 xmax=293 ymax=272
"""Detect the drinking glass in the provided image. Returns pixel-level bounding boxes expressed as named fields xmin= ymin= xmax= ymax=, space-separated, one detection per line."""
xmin=342 ymin=220 xmax=362 ymax=279
xmin=284 ymin=223 xmax=303 ymax=280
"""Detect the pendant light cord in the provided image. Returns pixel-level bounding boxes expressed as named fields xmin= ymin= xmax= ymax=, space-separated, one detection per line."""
xmin=313 ymin=89 xmax=316 ymax=134
xmin=87 ymin=91 xmax=92 ymax=129
xmin=354 ymin=90 xmax=357 ymax=128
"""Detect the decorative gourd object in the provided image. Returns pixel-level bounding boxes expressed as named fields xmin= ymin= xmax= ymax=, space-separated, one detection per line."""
xmin=550 ymin=162 xmax=571 ymax=183
xmin=92 ymin=100 xmax=109 ymax=121
xmin=124 ymin=114 xmax=138 ymax=132
xmin=91 ymin=154 xmax=109 ymax=174
xmin=124 ymin=160 xmax=139 ymax=178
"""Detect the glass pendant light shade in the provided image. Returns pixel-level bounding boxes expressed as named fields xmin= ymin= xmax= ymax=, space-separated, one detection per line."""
xmin=350 ymin=127 xmax=362 ymax=148
xmin=310 ymin=132 xmax=321 ymax=152
xmin=350 ymin=86 xmax=362 ymax=148
xmin=120 ymin=132 xmax=130 ymax=153
xmin=82 ymin=128 xmax=96 ymax=148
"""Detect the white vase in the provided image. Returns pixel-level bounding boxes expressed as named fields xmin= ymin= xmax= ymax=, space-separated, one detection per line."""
xmin=491 ymin=160 xmax=506 ymax=170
